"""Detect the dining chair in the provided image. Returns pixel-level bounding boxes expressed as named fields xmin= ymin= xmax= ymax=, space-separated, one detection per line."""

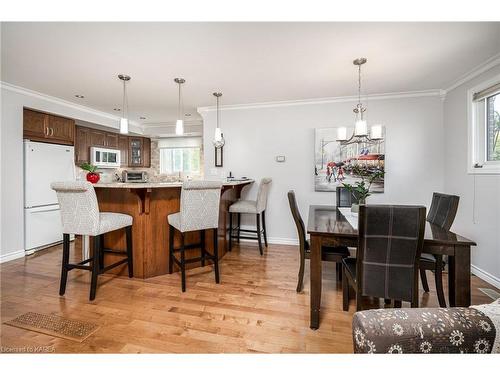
xmin=228 ymin=178 xmax=272 ymax=255
xmin=342 ymin=204 xmax=426 ymax=311
xmin=51 ymin=181 xmax=133 ymax=301
xmin=167 ymin=180 xmax=223 ymax=292
xmin=420 ymin=192 xmax=460 ymax=307
xmin=288 ymin=190 xmax=350 ymax=292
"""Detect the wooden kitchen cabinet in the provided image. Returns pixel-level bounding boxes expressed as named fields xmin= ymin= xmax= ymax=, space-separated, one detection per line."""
xmin=129 ymin=137 xmax=143 ymax=166
xmin=106 ymin=133 xmax=119 ymax=148
xmin=118 ymin=135 xmax=129 ymax=167
xmin=75 ymin=126 xmax=91 ymax=164
xmin=23 ymin=108 xmax=75 ymax=145
xmin=90 ymin=129 xmax=106 ymax=147
xmin=143 ymin=137 xmax=151 ymax=168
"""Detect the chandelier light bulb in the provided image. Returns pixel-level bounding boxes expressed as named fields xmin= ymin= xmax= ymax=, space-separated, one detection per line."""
xmin=175 ymin=119 xmax=184 ymax=135
xmin=355 ymin=120 xmax=368 ymax=136
xmin=371 ymin=124 xmax=383 ymax=140
xmin=120 ymin=118 xmax=129 ymax=134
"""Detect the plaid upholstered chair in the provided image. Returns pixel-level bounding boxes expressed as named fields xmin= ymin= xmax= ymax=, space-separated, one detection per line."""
xmin=420 ymin=192 xmax=460 ymax=307
xmin=51 ymin=181 xmax=133 ymax=301
xmin=167 ymin=180 xmax=223 ymax=292
xmin=342 ymin=205 xmax=426 ymax=311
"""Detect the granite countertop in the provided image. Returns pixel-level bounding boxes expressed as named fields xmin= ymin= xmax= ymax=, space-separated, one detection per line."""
xmin=94 ymin=179 xmax=254 ymax=189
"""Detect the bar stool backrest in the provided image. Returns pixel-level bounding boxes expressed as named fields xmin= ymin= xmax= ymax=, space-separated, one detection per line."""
xmin=256 ymin=177 xmax=272 ymax=213
xmin=427 ymin=192 xmax=459 ymax=231
xmin=179 ymin=180 xmax=223 ymax=232
xmin=51 ymin=181 xmax=100 ymax=236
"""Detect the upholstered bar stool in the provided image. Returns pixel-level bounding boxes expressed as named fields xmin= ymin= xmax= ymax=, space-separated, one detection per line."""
xmin=167 ymin=180 xmax=223 ymax=292
xmin=51 ymin=181 xmax=133 ymax=301
xmin=228 ymin=177 xmax=272 ymax=255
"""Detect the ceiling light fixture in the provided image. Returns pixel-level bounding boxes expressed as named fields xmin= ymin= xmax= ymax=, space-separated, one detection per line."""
xmin=174 ymin=78 xmax=185 ymax=136
xmin=113 ymin=108 xmax=121 ymax=111
xmin=75 ymin=94 xmax=85 ymax=99
xmin=212 ymin=92 xmax=225 ymax=148
xmin=139 ymin=116 xmax=146 ymax=120
xmin=118 ymin=74 xmax=131 ymax=134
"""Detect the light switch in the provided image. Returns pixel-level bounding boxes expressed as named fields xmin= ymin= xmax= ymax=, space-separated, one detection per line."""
xmin=275 ymin=155 xmax=286 ymax=162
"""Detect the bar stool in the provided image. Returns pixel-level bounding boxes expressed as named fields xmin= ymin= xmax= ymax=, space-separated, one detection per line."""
xmin=228 ymin=177 xmax=272 ymax=255
xmin=167 ymin=180 xmax=223 ymax=292
xmin=51 ymin=181 xmax=133 ymax=301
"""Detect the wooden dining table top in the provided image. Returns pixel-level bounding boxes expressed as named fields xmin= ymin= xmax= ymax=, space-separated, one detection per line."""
xmin=306 ymin=205 xmax=477 ymax=247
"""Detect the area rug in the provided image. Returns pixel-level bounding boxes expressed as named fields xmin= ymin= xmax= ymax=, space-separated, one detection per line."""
xmin=4 ymin=312 xmax=99 ymax=342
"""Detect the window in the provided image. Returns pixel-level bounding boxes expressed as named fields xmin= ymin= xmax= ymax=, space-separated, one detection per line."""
xmin=468 ymin=76 xmax=500 ymax=174
xmin=160 ymin=147 xmax=201 ymax=175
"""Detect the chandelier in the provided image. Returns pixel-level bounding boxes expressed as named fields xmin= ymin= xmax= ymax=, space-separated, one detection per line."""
xmin=174 ymin=78 xmax=185 ymax=136
xmin=337 ymin=58 xmax=383 ymax=145
xmin=118 ymin=74 xmax=131 ymax=134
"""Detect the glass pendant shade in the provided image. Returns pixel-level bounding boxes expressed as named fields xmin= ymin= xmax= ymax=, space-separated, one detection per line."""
xmin=355 ymin=119 xmax=368 ymax=136
xmin=175 ymin=119 xmax=184 ymax=135
xmin=214 ymin=127 xmax=223 ymax=142
xmin=212 ymin=92 xmax=225 ymax=148
xmin=337 ymin=127 xmax=347 ymax=141
xmin=371 ymin=124 xmax=383 ymax=139
xmin=120 ymin=118 xmax=129 ymax=134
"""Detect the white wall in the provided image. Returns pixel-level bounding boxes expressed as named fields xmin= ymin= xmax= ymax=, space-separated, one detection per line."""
xmin=200 ymin=94 xmax=445 ymax=243
xmin=0 ymin=84 xmax=142 ymax=262
xmin=443 ymin=64 xmax=500 ymax=288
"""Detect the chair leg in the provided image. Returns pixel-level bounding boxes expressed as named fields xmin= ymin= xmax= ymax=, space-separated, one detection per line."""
xmin=168 ymin=225 xmax=174 ymax=274
xmin=90 ymin=235 xmax=100 ymax=301
xmin=296 ymin=242 xmax=306 ymax=293
xmin=420 ymin=268 xmax=430 ymax=292
xmin=342 ymin=265 xmax=349 ymax=311
xmin=98 ymin=234 xmax=105 ymax=272
xmin=262 ymin=210 xmax=268 ymax=247
xmin=213 ymin=228 xmax=220 ymax=284
xmin=237 ymin=213 xmax=241 ymax=243
xmin=59 ymin=233 xmax=70 ymax=296
xmin=125 ymin=226 xmax=133 ymax=278
xmin=336 ymin=262 xmax=342 ymax=282
xmin=228 ymin=213 xmax=233 ymax=252
xmin=256 ymin=213 xmax=263 ymax=255
xmin=435 ymin=256 xmax=446 ymax=308
xmin=355 ymin=294 xmax=363 ymax=312
xmin=201 ymin=230 xmax=206 ymax=267
xmin=180 ymin=232 xmax=186 ymax=292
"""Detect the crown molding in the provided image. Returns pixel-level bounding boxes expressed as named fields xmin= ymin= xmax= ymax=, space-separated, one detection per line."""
xmin=197 ymin=89 xmax=443 ymax=113
xmin=0 ymin=81 xmax=142 ymax=130
xmin=142 ymin=120 xmax=203 ymax=128
xmin=444 ymin=52 xmax=500 ymax=94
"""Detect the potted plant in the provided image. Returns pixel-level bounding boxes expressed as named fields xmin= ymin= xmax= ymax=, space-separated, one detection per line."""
xmin=343 ymin=168 xmax=384 ymax=213
xmin=80 ymin=163 xmax=100 ymax=184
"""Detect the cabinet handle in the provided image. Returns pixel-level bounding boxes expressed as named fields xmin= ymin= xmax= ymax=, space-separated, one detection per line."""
xmin=50 ymin=128 xmax=54 ymax=136
xmin=45 ymin=127 xmax=49 ymax=136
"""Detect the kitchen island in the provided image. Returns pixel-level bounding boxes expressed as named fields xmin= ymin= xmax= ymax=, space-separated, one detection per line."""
xmin=75 ymin=180 xmax=254 ymax=278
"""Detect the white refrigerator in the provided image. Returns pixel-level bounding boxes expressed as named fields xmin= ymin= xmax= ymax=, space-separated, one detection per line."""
xmin=24 ymin=140 xmax=76 ymax=254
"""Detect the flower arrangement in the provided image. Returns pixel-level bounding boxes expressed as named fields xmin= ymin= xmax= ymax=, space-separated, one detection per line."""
xmin=342 ymin=166 xmax=385 ymax=206
xmin=80 ymin=163 xmax=100 ymax=184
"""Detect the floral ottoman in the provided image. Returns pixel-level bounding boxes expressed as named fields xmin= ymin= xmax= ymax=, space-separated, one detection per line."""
xmin=352 ymin=299 xmax=500 ymax=354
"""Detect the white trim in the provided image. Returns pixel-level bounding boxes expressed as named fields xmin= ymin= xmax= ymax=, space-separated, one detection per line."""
xmin=0 ymin=81 xmax=142 ymax=131
xmin=238 ymin=237 xmax=299 ymax=246
xmin=471 ymin=264 xmax=500 ymax=290
xmin=445 ymin=52 xmax=500 ymax=93
xmin=198 ymin=89 xmax=443 ymax=113
xmin=0 ymin=249 xmax=25 ymax=264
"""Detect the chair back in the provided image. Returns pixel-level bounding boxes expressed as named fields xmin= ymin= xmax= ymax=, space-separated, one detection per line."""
xmin=427 ymin=192 xmax=459 ymax=230
xmin=51 ymin=181 xmax=100 ymax=236
xmin=336 ymin=186 xmax=358 ymax=207
xmin=179 ymin=180 xmax=222 ymax=232
xmin=357 ymin=205 xmax=426 ymax=303
xmin=287 ymin=190 xmax=307 ymax=252
xmin=256 ymin=177 xmax=272 ymax=213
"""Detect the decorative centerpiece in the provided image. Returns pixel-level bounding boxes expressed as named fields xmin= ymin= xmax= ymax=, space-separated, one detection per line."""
xmin=80 ymin=163 xmax=100 ymax=184
xmin=343 ymin=168 xmax=384 ymax=212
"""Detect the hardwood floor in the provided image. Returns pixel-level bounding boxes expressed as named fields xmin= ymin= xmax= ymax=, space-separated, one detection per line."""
xmin=0 ymin=241 xmax=497 ymax=353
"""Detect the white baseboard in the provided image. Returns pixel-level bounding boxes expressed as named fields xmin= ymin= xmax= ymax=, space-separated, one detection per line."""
xmin=471 ymin=264 xmax=500 ymax=289
xmin=238 ymin=236 xmax=298 ymax=246
xmin=0 ymin=249 xmax=25 ymax=264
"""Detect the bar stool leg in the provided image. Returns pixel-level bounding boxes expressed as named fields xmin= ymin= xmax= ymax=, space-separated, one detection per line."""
xmin=90 ymin=235 xmax=100 ymax=301
xmin=180 ymin=232 xmax=186 ymax=292
xmin=98 ymin=234 xmax=105 ymax=272
xmin=237 ymin=213 xmax=241 ymax=243
xmin=256 ymin=213 xmax=263 ymax=255
xmin=228 ymin=213 xmax=233 ymax=252
xmin=213 ymin=228 xmax=220 ymax=284
xmin=262 ymin=210 xmax=268 ymax=247
xmin=125 ymin=226 xmax=133 ymax=278
xmin=168 ymin=225 xmax=174 ymax=274
xmin=59 ymin=233 xmax=70 ymax=296
xmin=201 ymin=230 xmax=206 ymax=267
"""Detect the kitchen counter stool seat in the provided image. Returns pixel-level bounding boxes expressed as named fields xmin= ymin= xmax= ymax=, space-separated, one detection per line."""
xmin=51 ymin=181 xmax=133 ymax=301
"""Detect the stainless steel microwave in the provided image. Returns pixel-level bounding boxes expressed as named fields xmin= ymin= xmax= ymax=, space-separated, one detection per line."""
xmin=90 ymin=147 xmax=121 ymax=168
xmin=122 ymin=170 xmax=148 ymax=183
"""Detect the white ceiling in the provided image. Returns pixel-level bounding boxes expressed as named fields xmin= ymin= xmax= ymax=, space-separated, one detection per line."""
xmin=2 ymin=22 xmax=500 ymax=125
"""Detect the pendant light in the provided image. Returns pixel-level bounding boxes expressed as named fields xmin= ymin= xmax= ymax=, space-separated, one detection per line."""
xmin=174 ymin=78 xmax=185 ymax=135
xmin=212 ymin=92 xmax=225 ymax=148
xmin=118 ymin=74 xmax=131 ymax=134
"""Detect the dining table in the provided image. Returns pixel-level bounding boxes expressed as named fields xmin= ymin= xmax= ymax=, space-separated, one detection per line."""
xmin=306 ymin=205 xmax=477 ymax=330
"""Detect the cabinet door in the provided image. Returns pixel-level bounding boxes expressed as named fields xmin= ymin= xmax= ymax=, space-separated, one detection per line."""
xmin=129 ymin=137 xmax=143 ymax=166
xmin=48 ymin=115 xmax=75 ymax=145
xmin=118 ymin=136 xmax=129 ymax=167
xmin=90 ymin=130 xmax=106 ymax=147
xmin=105 ymin=133 xmax=119 ymax=148
xmin=143 ymin=138 xmax=151 ymax=168
xmin=23 ymin=109 xmax=48 ymax=140
xmin=75 ymin=126 xmax=90 ymax=164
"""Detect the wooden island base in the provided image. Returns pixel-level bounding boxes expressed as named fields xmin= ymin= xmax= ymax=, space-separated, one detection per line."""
xmin=75 ymin=181 xmax=253 ymax=279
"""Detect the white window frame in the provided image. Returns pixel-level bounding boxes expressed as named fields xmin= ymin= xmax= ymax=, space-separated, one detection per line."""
xmin=467 ymin=73 xmax=500 ymax=174
xmin=159 ymin=146 xmax=202 ymax=176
